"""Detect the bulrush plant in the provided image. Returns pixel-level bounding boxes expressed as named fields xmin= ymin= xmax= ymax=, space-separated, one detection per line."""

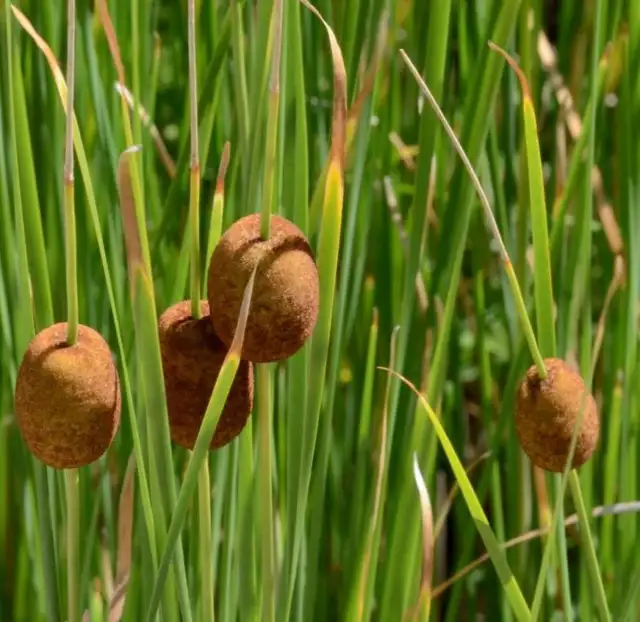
xmin=206 ymin=212 xmax=320 ymax=363
xmin=515 ymin=357 xmax=600 ymax=473
xmin=157 ymin=5 xmax=254 ymax=453
xmin=12 ymin=5 xmax=121 ymax=622
xmin=206 ymin=1 xmax=320 ymax=367
xmin=6 ymin=0 xmax=637 ymax=621
xmin=401 ymin=41 xmax=609 ymax=621
xmin=158 ymin=299 xmax=254 ymax=449
xmin=14 ymin=0 xmax=121 ymax=472
xmin=14 ymin=322 xmax=121 ymax=469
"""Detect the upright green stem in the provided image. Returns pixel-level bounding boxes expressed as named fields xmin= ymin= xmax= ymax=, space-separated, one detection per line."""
xmin=64 ymin=0 xmax=78 ymax=345
xmin=257 ymin=363 xmax=275 ymax=622
xmin=568 ymin=472 xmax=611 ymax=621
xmin=188 ymin=6 xmax=211 ymax=620
xmin=64 ymin=180 xmax=78 ymax=344
xmin=504 ymin=264 xmax=548 ymax=378
xmin=204 ymin=141 xmax=230 ymax=276
xmin=231 ymin=2 xmax=250 ymax=159
xmin=65 ymin=469 xmax=80 ymax=622
xmin=260 ymin=0 xmax=284 ymax=240
xmin=63 ymin=8 xmax=79 ymax=614
xmin=188 ymin=0 xmax=201 ymax=318
xmin=198 ymin=457 xmax=214 ymax=622
xmin=131 ymin=0 xmax=143 ymax=148
xmin=256 ymin=5 xmax=281 ymax=612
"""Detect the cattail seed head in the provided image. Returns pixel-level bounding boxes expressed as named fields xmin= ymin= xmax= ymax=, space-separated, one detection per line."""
xmin=159 ymin=300 xmax=254 ymax=450
xmin=515 ymin=358 xmax=599 ymax=473
xmin=14 ymin=323 xmax=121 ymax=469
xmin=206 ymin=213 xmax=319 ymax=363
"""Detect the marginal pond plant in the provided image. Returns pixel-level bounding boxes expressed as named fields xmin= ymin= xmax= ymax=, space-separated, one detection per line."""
xmin=2 ymin=0 xmax=639 ymax=621
xmin=207 ymin=212 xmax=320 ymax=363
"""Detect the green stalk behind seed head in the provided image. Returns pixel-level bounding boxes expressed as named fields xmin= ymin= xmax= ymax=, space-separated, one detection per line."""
xmin=65 ymin=468 xmax=80 ymax=622
xmin=256 ymin=2 xmax=284 ymax=618
xmin=260 ymin=0 xmax=284 ymax=241
xmin=63 ymin=9 xmax=80 ymax=622
xmin=145 ymin=268 xmax=258 ymax=622
xmin=64 ymin=0 xmax=78 ymax=346
xmin=188 ymin=0 xmax=201 ymax=319
xmin=186 ymin=5 xmax=213 ymax=620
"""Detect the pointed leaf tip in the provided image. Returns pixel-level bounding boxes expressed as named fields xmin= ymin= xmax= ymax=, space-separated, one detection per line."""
xmin=299 ymin=0 xmax=347 ymax=172
xmin=216 ymin=141 xmax=231 ymax=193
xmin=411 ymin=453 xmax=434 ymax=618
xmin=12 ymin=6 xmax=68 ymax=98
xmin=117 ymin=148 xmax=144 ymax=276
xmin=487 ymin=41 xmax=532 ymax=103
xmin=229 ymin=265 xmax=258 ymax=357
xmin=96 ymin=0 xmax=126 ymax=86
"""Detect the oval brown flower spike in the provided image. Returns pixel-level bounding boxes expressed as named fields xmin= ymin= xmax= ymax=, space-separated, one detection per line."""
xmin=515 ymin=358 xmax=600 ymax=473
xmin=158 ymin=300 xmax=254 ymax=450
xmin=207 ymin=213 xmax=319 ymax=363
xmin=14 ymin=323 xmax=122 ymax=469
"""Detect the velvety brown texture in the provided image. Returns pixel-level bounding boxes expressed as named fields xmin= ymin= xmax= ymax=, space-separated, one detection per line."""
xmin=515 ymin=358 xmax=600 ymax=473
xmin=206 ymin=213 xmax=319 ymax=363
xmin=158 ymin=300 xmax=254 ymax=450
xmin=14 ymin=323 xmax=121 ymax=469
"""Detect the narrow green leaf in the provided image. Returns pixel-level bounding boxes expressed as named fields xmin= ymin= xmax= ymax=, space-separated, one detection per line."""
xmin=382 ymin=369 xmax=531 ymax=622
xmin=144 ymin=267 xmax=258 ymax=622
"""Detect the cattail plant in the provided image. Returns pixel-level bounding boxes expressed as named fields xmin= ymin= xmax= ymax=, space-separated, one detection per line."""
xmin=14 ymin=0 xmax=121 ymax=471
xmin=157 ymin=2 xmax=254 ymax=450
xmin=158 ymin=299 xmax=254 ymax=449
xmin=206 ymin=212 xmax=320 ymax=363
xmin=5 ymin=1 xmax=634 ymax=621
xmin=515 ymin=358 xmax=600 ymax=473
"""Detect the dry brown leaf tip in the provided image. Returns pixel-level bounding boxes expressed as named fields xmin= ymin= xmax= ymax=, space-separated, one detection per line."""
xmin=515 ymin=357 xmax=600 ymax=473
xmin=206 ymin=213 xmax=319 ymax=363
xmin=14 ymin=323 xmax=122 ymax=469
xmin=158 ymin=299 xmax=254 ymax=450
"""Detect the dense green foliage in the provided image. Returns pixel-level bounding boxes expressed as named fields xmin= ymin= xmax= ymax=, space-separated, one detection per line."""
xmin=1 ymin=0 xmax=638 ymax=620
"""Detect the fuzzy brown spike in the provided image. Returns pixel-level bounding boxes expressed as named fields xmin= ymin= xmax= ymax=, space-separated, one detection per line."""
xmin=158 ymin=300 xmax=254 ymax=449
xmin=14 ymin=323 xmax=121 ymax=469
xmin=207 ymin=213 xmax=319 ymax=363
xmin=515 ymin=358 xmax=600 ymax=473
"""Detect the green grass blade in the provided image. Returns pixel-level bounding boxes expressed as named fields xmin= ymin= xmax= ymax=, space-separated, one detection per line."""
xmin=487 ymin=45 xmax=556 ymax=359
xmin=10 ymin=46 xmax=54 ymax=331
xmin=11 ymin=4 xmax=160 ymax=580
xmin=384 ymin=370 xmax=531 ymax=622
xmin=117 ymin=146 xmax=192 ymax=621
xmin=3 ymin=6 xmax=59 ymax=620
xmin=144 ymin=267 xmax=257 ymax=622
xmin=280 ymin=3 xmax=347 ymax=618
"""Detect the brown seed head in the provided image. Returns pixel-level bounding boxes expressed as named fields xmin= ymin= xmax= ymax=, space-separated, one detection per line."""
xmin=515 ymin=358 xmax=600 ymax=473
xmin=14 ymin=323 xmax=121 ymax=469
xmin=158 ymin=300 xmax=254 ymax=450
xmin=207 ymin=213 xmax=319 ymax=362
